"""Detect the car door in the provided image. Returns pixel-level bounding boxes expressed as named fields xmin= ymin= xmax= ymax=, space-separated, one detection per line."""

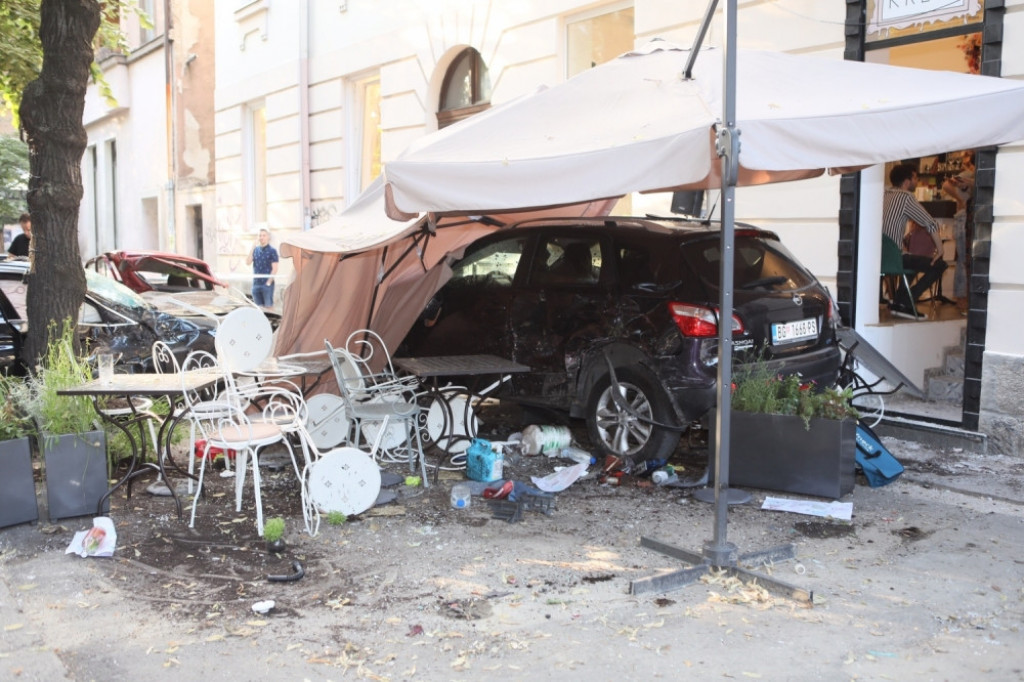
xmin=404 ymin=233 xmax=530 ymax=360
xmin=508 ymin=231 xmax=612 ymax=406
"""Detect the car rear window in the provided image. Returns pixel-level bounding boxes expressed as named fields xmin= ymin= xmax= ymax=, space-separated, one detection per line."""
xmin=681 ymin=235 xmax=817 ymax=291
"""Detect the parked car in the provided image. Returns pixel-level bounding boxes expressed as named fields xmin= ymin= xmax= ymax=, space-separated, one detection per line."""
xmin=400 ymin=216 xmax=842 ymax=462
xmin=0 ymin=257 xmax=216 ymax=375
xmin=85 ymin=250 xmax=280 ymax=329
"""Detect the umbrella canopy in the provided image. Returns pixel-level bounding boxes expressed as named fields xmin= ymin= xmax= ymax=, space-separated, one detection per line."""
xmin=384 ymin=40 xmax=1024 ymax=214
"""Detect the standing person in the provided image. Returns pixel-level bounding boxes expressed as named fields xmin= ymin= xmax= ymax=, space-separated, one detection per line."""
xmin=942 ymin=150 xmax=975 ymax=315
xmin=246 ymin=228 xmax=279 ymax=309
xmin=7 ymin=213 xmax=31 ymax=257
xmin=882 ymin=164 xmax=947 ymax=319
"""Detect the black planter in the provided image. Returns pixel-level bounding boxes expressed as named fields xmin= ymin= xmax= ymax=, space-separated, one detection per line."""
xmin=0 ymin=437 xmax=38 ymax=528
xmin=266 ymin=538 xmax=286 ymax=553
xmin=709 ymin=410 xmax=856 ymax=499
xmin=43 ymin=431 xmax=110 ymax=521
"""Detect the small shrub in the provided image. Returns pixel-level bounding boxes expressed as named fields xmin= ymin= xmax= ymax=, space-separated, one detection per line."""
xmin=326 ymin=511 xmax=347 ymax=526
xmin=263 ymin=517 xmax=285 ymax=542
xmin=732 ymin=359 xmax=858 ymax=429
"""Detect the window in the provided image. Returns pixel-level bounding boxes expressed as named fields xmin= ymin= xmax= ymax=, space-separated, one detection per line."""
xmin=437 ymin=48 xmax=491 ymax=128
xmin=530 ymin=237 xmax=602 ymax=287
xmin=450 ymin=236 xmax=527 ymax=289
xmin=566 ymin=4 xmax=634 ymax=78
xmin=245 ymin=103 xmax=268 ymax=227
xmin=356 ymin=76 xmax=381 ymax=191
xmin=137 ymin=0 xmax=163 ymax=46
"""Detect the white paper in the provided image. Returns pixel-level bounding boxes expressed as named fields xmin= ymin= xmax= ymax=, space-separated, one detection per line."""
xmin=530 ymin=461 xmax=588 ymax=493
xmin=760 ymin=496 xmax=853 ymax=521
xmin=65 ymin=517 xmax=117 ymax=558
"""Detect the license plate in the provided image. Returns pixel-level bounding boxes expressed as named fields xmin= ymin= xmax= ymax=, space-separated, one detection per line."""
xmin=771 ymin=318 xmax=818 ymax=344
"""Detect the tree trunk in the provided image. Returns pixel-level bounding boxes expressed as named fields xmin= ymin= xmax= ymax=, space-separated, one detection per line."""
xmin=18 ymin=0 xmax=101 ymax=365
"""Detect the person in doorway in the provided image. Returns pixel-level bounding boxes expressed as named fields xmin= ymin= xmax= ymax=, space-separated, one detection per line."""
xmin=246 ymin=228 xmax=279 ymax=309
xmin=883 ymin=164 xmax=947 ymax=319
xmin=942 ymin=150 xmax=975 ymax=315
xmin=7 ymin=213 xmax=31 ymax=257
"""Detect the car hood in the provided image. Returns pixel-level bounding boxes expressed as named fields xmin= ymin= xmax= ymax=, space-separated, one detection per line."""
xmin=142 ymin=288 xmax=267 ymax=321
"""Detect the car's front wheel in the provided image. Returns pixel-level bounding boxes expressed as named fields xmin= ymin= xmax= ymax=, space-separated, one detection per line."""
xmin=585 ymin=364 xmax=678 ymax=463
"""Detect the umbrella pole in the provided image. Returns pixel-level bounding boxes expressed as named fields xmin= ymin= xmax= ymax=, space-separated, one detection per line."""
xmin=631 ymin=0 xmax=808 ymax=603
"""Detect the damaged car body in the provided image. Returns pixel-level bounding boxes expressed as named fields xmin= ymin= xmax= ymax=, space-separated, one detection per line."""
xmin=400 ymin=217 xmax=842 ymax=462
xmin=0 ymin=258 xmax=215 ymax=375
xmin=85 ymin=250 xmax=280 ymax=329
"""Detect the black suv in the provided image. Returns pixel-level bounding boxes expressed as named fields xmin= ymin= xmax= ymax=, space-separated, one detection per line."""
xmin=401 ymin=217 xmax=841 ymax=462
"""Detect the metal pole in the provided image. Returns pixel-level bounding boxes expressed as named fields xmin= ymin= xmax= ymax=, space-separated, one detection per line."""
xmin=684 ymin=0 xmax=719 ymax=80
xmin=704 ymin=0 xmax=739 ymax=566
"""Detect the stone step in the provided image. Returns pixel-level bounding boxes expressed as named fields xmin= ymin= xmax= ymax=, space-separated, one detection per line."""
xmin=925 ymin=373 xmax=963 ymax=403
xmin=944 ymin=348 xmax=965 ymax=376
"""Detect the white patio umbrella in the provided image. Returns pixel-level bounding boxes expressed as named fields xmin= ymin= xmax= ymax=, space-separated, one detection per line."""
xmin=382 ymin=24 xmax=1024 ymax=589
xmin=384 ymin=41 xmax=1024 ymax=217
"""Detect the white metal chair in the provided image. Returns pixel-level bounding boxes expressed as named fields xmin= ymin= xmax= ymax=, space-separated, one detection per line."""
xmin=325 ymin=339 xmax=429 ymax=487
xmin=181 ymin=350 xmax=304 ymax=536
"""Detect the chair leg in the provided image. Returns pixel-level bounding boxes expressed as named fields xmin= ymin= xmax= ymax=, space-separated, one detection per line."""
xmin=250 ymin=447 xmax=264 ymax=536
xmin=189 ymin=443 xmax=210 ymax=528
xmin=900 ymin=274 xmax=921 ymax=318
xmin=412 ymin=415 xmax=430 ymax=489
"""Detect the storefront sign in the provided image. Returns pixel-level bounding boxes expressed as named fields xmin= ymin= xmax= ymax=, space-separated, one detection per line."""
xmin=869 ymin=0 xmax=981 ymax=36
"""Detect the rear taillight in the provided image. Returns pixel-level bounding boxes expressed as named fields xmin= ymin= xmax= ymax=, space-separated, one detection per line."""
xmin=668 ymin=302 xmax=744 ymax=338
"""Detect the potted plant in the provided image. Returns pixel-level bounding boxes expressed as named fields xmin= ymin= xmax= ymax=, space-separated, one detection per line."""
xmin=263 ymin=516 xmax=286 ymax=552
xmin=709 ymin=360 xmax=860 ymax=499
xmin=0 ymin=374 xmax=39 ymax=528
xmin=21 ymin=321 xmax=109 ymax=520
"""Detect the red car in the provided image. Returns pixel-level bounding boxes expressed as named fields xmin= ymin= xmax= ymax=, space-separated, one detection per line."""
xmin=85 ymin=251 xmax=226 ymax=293
xmin=85 ymin=251 xmax=280 ymax=329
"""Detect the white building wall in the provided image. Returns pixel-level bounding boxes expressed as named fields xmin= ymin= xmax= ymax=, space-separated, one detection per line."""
xmin=211 ymin=0 xmax=1023 ymax=450
xmin=81 ymin=47 xmax=168 ymax=259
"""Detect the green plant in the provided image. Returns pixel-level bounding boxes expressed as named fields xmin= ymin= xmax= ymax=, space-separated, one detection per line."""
xmin=326 ymin=511 xmax=347 ymax=526
xmin=0 ymin=374 xmax=32 ymax=441
xmin=263 ymin=517 xmax=285 ymax=542
xmin=732 ymin=360 xmax=858 ymax=429
xmin=21 ymin=320 xmax=97 ymax=441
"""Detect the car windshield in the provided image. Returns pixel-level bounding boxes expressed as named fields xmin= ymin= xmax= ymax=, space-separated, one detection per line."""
xmin=85 ymin=269 xmax=153 ymax=312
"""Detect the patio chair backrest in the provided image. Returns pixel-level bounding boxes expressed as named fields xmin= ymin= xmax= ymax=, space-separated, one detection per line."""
xmin=215 ymin=307 xmax=273 ymax=372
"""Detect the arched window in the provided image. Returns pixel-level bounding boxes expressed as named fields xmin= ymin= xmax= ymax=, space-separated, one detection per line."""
xmin=437 ymin=48 xmax=491 ymax=128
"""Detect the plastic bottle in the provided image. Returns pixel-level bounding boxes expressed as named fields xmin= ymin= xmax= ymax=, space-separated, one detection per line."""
xmin=652 ymin=466 xmax=679 ymax=486
xmin=558 ymin=446 xmax=595 ymax=465
xmin=521 ymin=425 xmax=572 ymax=456
xmin=633 ymin=458 xmax=667 ymax=477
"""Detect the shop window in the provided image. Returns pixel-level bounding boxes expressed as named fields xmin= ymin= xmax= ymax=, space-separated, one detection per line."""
xmin=437 ymin=48 xmax=491 ymax=129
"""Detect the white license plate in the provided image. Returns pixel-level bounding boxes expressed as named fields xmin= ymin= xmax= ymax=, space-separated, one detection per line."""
xmin=771 ymin=318 xmax=818 ymax=344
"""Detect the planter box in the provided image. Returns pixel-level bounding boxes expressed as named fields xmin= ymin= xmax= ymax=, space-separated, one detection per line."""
xmin=709 ymin=410 xmax=856 ymax=499
xmin=43 ymin=431 xmax=109 ymax=521
xmin=0 ymin=437 xmax=38 ymax=528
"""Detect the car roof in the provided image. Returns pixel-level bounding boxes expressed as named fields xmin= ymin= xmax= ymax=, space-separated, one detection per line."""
xmin=502 ymin=215 xmax=779 ymax=241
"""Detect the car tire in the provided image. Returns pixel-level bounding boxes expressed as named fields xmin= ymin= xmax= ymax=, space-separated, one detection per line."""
xmin=585 ymin=364 xmax=678 ymax=462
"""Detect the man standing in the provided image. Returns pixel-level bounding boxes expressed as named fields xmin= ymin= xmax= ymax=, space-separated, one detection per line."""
xmin=882 ymin=164 xmax=947 ymax=319
xmin=246 ymin=228 xmax=279 ymax=309
xmin=7 ymin=213 xmax=31 ymax=257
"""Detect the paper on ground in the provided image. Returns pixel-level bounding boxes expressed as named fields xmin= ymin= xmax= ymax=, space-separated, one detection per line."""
xmin=531 ymin=461 xmax=588 ymax=493
xmin=65 ymin=516 xmax=117 ymax=558
xmin=761 ymin=496 xmax=853 ymax=521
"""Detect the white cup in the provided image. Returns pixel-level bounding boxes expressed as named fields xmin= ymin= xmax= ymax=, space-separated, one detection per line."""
xmin=97 ymin=353 xmax=114 ymax=384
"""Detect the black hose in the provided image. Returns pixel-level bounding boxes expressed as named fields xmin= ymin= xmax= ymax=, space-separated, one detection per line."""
xmin=267 ymin=560 xmax=305 ymax=582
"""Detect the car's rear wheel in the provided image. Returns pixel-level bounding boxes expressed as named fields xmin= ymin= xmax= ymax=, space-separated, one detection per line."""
xmin=585 ymin=365 xmax=677 ymax=462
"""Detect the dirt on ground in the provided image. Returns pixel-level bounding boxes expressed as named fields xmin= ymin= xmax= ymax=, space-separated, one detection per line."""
xmin=2 ymin=405 xmax=1023 ymax=681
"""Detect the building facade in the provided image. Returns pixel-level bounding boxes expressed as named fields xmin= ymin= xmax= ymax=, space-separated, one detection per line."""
xmin=81 ymin=0 xmax=216 ymax=266
xmin=87 ymin=0 xmax=1024 ymax=454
